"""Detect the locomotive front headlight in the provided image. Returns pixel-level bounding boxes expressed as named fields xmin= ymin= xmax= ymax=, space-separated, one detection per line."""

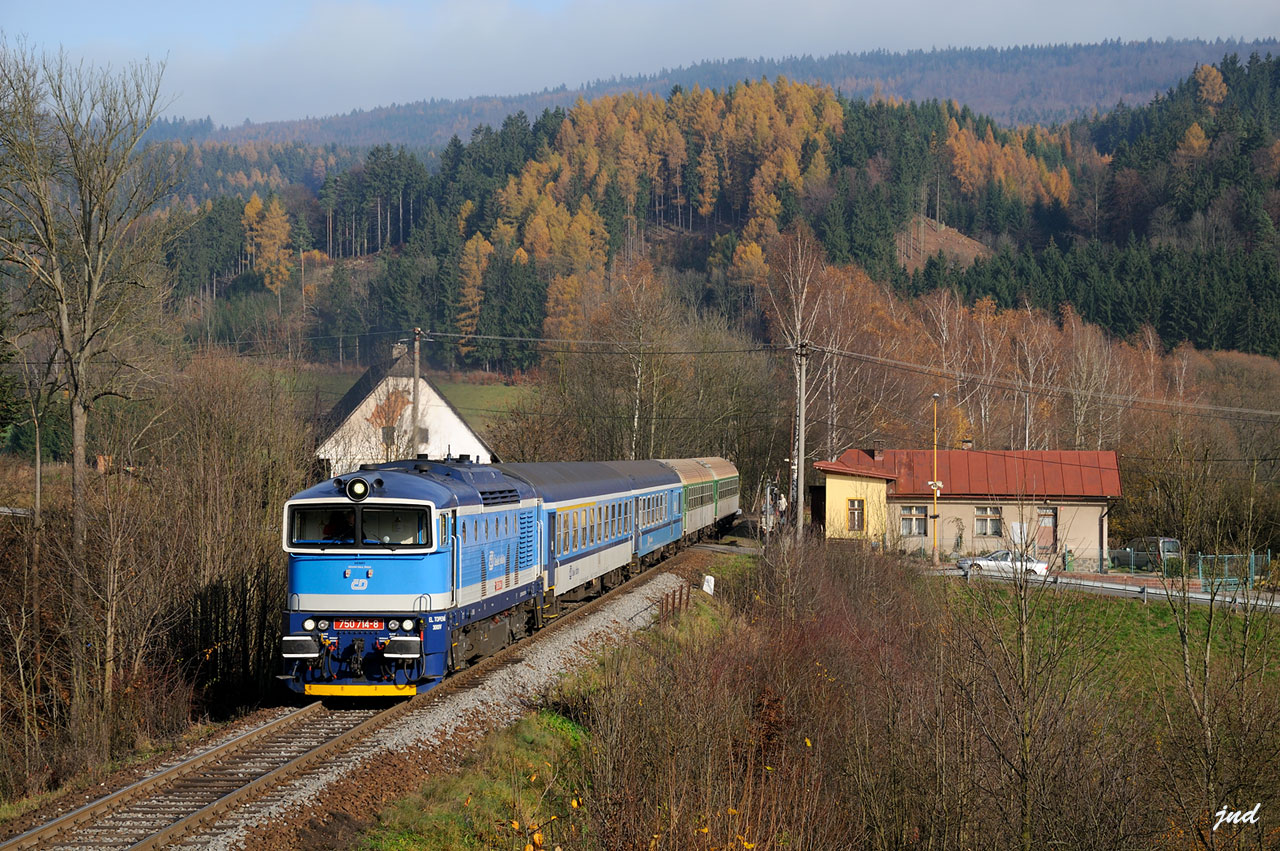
xmin=401 ymin=618 xmax=415 ymax=632
xmin=317 ymin=619 xmax=330 ymax=630
xmin=345 ymin=477 xmax=370 ymax=501
xmin=303 ymin=618 xmax=316 ymax=631
xmin=388 ymin=619 xmax=400 ymax=632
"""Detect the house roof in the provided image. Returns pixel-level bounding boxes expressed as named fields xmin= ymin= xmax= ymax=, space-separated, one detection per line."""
xmin=814 ymin=448 xmax=1122 ymax=500
xmin=323 ymin=354 xmax=498 ymax=460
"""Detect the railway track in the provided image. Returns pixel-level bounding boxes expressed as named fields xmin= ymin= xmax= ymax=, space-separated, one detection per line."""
xmin=1 ymin=558 xmax=688 ymax=850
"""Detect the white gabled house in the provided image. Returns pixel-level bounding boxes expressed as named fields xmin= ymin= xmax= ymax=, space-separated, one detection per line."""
xmin=317 ymin=349 xmax=497 ymax=476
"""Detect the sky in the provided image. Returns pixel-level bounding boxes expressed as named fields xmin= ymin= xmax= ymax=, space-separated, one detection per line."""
xmin=5 ymin=0 xmax=1279 ymax=126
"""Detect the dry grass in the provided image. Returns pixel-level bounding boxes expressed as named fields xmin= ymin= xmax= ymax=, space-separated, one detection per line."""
xmin=896 ymin=214 xmax=993 ymax=274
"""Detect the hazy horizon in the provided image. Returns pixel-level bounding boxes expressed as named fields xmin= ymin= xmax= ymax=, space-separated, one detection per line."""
xmin=6 ymin=0 xmax=1278 ymax=125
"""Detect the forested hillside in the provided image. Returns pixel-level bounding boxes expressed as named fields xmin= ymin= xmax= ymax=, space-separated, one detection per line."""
xmin=147 ymin=38 xmax=1277 ymax=150
xmin=164 ymin=51 xmax=1280 ymax=371
xmin=913 ymin=53 xmax=1280 ymax=354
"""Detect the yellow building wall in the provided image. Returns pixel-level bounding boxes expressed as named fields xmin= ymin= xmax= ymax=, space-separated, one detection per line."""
xmin=824 ymin=475 xmax=890 ymax=541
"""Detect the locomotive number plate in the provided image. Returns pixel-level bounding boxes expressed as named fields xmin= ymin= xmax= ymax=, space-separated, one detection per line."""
xmin=333 ymin=619 xmax=383 ymax=630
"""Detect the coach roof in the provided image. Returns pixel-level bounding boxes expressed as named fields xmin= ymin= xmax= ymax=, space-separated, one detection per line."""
xmin=499 ymin=460 xmax=679 ymax=504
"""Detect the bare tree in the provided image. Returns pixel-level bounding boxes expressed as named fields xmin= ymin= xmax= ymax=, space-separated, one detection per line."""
xmin=0 ymin=39 xmax=186 ymax=567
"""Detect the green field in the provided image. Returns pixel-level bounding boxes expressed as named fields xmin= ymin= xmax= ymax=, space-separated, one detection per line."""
xmin=431 ymin=379 xmax=534 ymax=438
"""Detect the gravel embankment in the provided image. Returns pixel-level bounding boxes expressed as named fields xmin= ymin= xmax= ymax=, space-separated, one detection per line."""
xmin=174 ymin=570 xmax=689 ymax=851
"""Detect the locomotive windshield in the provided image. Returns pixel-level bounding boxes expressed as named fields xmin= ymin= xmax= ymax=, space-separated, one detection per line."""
xmin=289 ymin=504 xmax=432 ymax=550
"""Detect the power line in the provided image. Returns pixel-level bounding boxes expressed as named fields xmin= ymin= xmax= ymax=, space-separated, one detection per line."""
xmin=8 ymin=325 xmax=1279 ymax=427
xmin=814 ymin=343 xmax=1280 ymax=424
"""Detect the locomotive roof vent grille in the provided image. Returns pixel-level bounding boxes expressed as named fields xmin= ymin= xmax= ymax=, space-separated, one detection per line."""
xmin=479 ymin=487 xmax=520 ymax=506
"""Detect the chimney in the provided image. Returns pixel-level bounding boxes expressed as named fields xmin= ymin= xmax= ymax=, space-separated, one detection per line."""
xmin=391 ymin=341 xmax=408 ymax=359
xmin=961 ymin=438 xmax=974 ymax=451
xmin=872 ymin=440 xmax=884 ymax=461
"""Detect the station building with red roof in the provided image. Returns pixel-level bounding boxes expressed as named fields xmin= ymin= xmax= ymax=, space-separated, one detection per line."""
xmin=812 ymin=446 xmax=1122 ymax=571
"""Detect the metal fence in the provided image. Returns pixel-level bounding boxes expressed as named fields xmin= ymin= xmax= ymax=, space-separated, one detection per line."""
xmin=1196 ymin=551 xmax=1273 ymax=591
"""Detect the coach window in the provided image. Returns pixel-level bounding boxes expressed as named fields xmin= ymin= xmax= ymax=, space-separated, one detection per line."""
xmin=461 ymin=521 xmax=467 ymax=544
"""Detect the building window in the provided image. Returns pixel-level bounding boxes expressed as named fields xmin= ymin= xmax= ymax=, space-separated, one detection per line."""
xmin=900 ymin=505 xmax=927 ymax=536
xmin=847 ymin=499 xmax=865 ymax=532
xmin=975 ymin=506 xmax=1002 ymax=537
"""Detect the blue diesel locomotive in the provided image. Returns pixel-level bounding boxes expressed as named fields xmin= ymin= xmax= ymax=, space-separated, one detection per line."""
xmin=280 ymin=456 xmax=739 ymax=697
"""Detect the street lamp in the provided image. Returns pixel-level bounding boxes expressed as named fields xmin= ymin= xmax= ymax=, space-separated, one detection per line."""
xmin=929 ymin=393 xmax=942 ymax=566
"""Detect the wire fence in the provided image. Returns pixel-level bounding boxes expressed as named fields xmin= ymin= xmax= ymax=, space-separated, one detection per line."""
xmin=1196 ymin=551 xmax=1274 ymax=591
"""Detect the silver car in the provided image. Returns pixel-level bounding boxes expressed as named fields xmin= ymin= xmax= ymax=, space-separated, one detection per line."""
xmin=957 ymin=549 xmax=1049 ymax=576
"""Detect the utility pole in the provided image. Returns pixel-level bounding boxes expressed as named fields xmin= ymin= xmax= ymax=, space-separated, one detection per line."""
xmin=795 ymin=340 xmax=810 ymax=546
xmin=411 ymin=327 xmax=421 ymax=458
xmin=930 ymin=392 xmax=942 ymax=566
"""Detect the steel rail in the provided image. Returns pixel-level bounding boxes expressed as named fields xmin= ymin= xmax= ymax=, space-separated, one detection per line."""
xmin=0 ymin=702 xmax=325 ymax=849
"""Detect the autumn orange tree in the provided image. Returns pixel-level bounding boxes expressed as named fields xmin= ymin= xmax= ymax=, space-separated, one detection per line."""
xmin=456 ymin=232 xmax=494 ymax=356
xmin=245 ymin=196 xmax=293 ymax=311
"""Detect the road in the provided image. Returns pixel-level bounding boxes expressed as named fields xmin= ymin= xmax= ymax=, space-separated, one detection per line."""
xmin=938 ymin=567 xmax=1280 ymax=611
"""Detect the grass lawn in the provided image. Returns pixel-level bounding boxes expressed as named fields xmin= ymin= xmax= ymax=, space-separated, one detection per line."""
xmin=947 ymin=578 xmax=1280 ymax=711
xmin=431 ymin=379 xmax=534 ymax=437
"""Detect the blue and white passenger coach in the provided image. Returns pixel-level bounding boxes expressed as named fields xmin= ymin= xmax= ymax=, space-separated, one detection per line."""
xmin=280 ymin=456 xmax=738 ymax=697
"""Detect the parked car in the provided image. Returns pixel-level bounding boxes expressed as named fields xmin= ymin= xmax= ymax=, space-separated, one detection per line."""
xmin=1109 ymin=537 xmax=1181 ymax=571
xmin=957 ymin=550 xmax=1049 ymax=576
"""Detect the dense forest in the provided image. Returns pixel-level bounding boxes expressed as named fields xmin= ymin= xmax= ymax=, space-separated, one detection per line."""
xmin=164 ymin=52 xmax=1280 ymax=368
xmin=146 ymin=38 xmax=1279 ymax=149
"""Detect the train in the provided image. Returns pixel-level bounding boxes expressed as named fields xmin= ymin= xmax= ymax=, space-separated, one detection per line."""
xmin=279 ymin=456 xmax=739 ymax=696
